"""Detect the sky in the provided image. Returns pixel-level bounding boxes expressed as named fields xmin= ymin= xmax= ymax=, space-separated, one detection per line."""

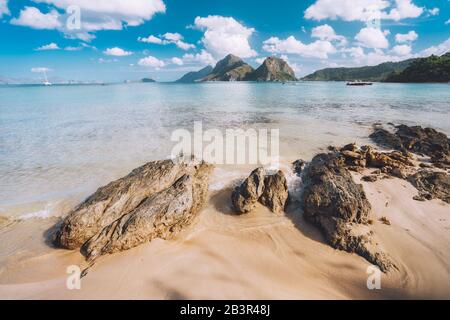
xmin=0 ymin=0 xmax=449 ymax=82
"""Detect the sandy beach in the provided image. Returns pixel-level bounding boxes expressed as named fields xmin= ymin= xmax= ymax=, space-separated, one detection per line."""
xmin=1 ymin=160 xmax=449 ymax=300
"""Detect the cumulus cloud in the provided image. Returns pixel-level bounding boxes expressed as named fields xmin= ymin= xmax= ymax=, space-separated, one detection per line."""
xmin=182 ymin=50 xmax=216 ymax=66
xmin=395 ymin=30 xmax=418 ymax=43
xmin=171 ymin=57 xmax=184 ymax=65
xmin=311 ymin=24 xmax=347 ymax=46
xmin=194 ymin=15 xmax=257 ymax=58
xmin=391 ymin=44 xmax=412 ymax=56
xmin=12 ymin=1 xmax=165 ymax=40
xmin=355 ymin=27 xmax=389 ymax=49
xmin=103 ymin=47 xmax=133 ymax=56
xmin=11 ymin=7 xmax=62 ymax=29
xmin=138 ymin=56 xmax=165 ymax=68
xmin=262 ymin=36 xmax=336 ymax=59
xmin=35 ymin=42 xmax=60 ymax=51
xmin=0 ymin=0 xmax=9 ymax=17
xmin=305 ymin=0 xmax=423 ymax=22
xmin=428 ymin=8 xmax=439 ymax=16
xmin=138 ymin=33 xmax=195 ymax=50
xmin=255 ymin=57 xmax=266 ymax=65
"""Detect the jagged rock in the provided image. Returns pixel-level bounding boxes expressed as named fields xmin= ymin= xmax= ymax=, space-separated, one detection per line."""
xmin=362 ymin=175 xmax=378 ymax=182
xmin=292 ymin=159 xmax=305 ymax=175
xmin=246 ymin=56 xmax=297 ymax=81
xmin=55 ymin=159 xmax=213 ymax=259
xmin=232 ymin=168 xmax=289 ymax=214
xmin=408 ymin=170 xmax=450 ymax=203
xmin=379 ymin=217 xmax=391 ymax=225
xmin=259 ymin=171 xmax=289 ymax=215
xmin=301 ymin=153 xmax=395 ymax=272
xmin=202 ymin=54 xmax=254 ymax=81
xmin=370 ymin=124 xmax=450 ymax=161
xmin=231 ymin=168 xmax=266 ymax=214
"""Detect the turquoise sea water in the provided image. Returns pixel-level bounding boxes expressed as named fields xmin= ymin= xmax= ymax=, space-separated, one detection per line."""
xmin=0 ymin=82 xmax=449 ymax=218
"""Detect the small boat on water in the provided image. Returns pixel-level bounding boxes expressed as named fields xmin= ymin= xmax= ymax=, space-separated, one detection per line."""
xmin=347 ymin=80 xmax=373 ymax=86
xmin=42 ymin=70 xmax=52 ymax=86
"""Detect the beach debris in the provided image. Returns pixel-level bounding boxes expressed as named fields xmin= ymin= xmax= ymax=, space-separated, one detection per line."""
xmin=54 ymin=159 xmax=213 ymax=260
xmin=232 ymin=168 xmax=288 ymax=215
xmin=300 ymin=152 xmax=396 ymax=272
xmin=408 ymin=170 xmax=450 ymax=203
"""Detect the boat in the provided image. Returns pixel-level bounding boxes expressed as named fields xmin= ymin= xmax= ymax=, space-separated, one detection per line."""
xmin=42 ymin=70 xmax=52 ymax=86
xmin=347 ymin=80 xmax=373 ymax=86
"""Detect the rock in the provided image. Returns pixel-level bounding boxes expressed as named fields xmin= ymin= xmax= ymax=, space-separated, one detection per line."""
xmin=231 ymin=168 xmax=266 ymax=214
xmin=175 ymin=65 xmax=213 ymax=83
xmin=246 ymin=56 xmax=297 ymax=81
xmin=362 ymin=175 xmax=378 ymax=182
xmin=408 ymin=170 xmax=450 ymax=203
xmin=55 ymin=159 xmax=213 ymax=259
xmin=379 ymin=217 xmax=391 ymax=225
xmin=259 ymin=171 xmax=289 ymax=215
xmin=370 ymin=124 xmax=450 ymax=160
xmin=202 ymin=54 xmax=254 ymax=81
xmin=301 ymin=153 xmax=395 ymax=272
xmin=292 ymin=159 xmax=305 ymax=175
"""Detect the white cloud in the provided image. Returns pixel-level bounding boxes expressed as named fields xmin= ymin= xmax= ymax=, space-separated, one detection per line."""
xmin=395 ymin=30 xmax=418 ymax=43
xmin=104 ymin=47 xmax=133 ymax=56
xmin=138 ymin=56 xmax=165 ymax=68
xmin=391 ymin=44 xmax=412 ymax=56
xmin=194 ymin=15 xmax=257 ymax=58
xmin=35 ymin=42 xmax=60 ymax=51
xmin=263 ymin=36 xmax=336 ymax=59
xmin=0 ymin=0 xmax=9 ymax=17
xmin=182 ymin=50 xmax=216 ymax=66
xmin=98 ymin=58 xmax=118 ymax=63
xmin=11 ymin=7 xmax=62 ymax=29
xmin=138 ymin=35 xmax=163 ymax=44
xmin=31 ymin=67 xmax=51 ymax=73
xmin=446 ymin=19 xmax=450 ymax=25
xmin=419 ymin=38 xmax=450 ymax=57
xmin=355 ymin=27 xmax=389 ymax=49
xmin=255 ymin=57 xmax=266 ymax=65
xmin=171 ymin=57 xmax=184 ymax=65
xmin=138 ymin=33 xmax=195 ymax=50
xmin=428 ymin=8 xmax=439 ymax=16
xmin=311 ymin=24 xmax=347 ymax=45
xmin=382 ymin=0 xmax=423 ymax=21
xmin=305 ymin=0 xmax=423 ymax=22
xmin=305 ymin=0 xmax=390 ymax=21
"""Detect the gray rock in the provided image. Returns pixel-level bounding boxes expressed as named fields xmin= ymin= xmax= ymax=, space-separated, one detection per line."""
xmin=260 ymin=170 xmax=289 ymax=215
xmin=301 ymin=153 xmax=395 ymax=272
xmin=231 ymin=168 xmax=266 ymax=214
xmin=408 ymin=170 xmax=450 ymax=203
xmin=55 ymin=159 xmax=213 ymax=259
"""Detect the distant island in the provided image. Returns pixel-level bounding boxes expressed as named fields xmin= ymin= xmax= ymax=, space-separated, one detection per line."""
xmin=302 ymin=52 xmax=449 ymax=83
xmin=384 ymin=52 xmax=450 ymax=83
xmin=175 ymin=54 xmax=297 ymax=83
xmin=142 ymin=77 xmax=156 ymax=83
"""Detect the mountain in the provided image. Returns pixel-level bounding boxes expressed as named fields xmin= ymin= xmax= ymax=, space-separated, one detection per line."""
xmin=302 ymin=59 xmax=416 ymax=81
xmin=202 ymin=54 xmax=254 ymax=81
xmin=175 ymin=65 xmax=213 ymax=83
xmin=246 ymin=57 xmax=297 ymax=81
xmin=384 ymin=52 xmax=450 ymax=83
xmin=142 ymin=77 xmax=156 ymax=83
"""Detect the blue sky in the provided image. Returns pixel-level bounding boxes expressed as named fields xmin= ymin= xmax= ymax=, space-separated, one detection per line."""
xmin=0 ymin=0 xmax=449 ymax=82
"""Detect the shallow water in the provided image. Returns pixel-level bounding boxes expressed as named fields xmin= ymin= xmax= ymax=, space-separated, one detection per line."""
xmin=0 ymin=82 xmax=449 ymax=218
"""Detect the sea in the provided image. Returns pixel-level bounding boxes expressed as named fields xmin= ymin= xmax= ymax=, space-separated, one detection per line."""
xmin=0 ymin=82 xmax=449 ymax=219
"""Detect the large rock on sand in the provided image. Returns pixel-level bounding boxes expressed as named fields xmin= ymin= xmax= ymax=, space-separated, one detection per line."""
xmin=55 ymin=159 xmax=213 ymax=260
xmin=408 ymin=170 xmax=450 ymax=203
xmin=301 ymin=153 xmax=395 ymax=272
xmin=232 ymin=168 xmax=288 ymax=215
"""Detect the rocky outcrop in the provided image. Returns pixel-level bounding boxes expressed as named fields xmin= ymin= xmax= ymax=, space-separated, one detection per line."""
xmin=202 ymin=54 xmax=254 ymax=81
xmin=370 ymin=124 xmax=450 ymax=168
xmin=55 ymin=159 xmax=213 ymax=260
xmin=246 ymin=57 xmax=297 ymax=81
xmin=232 ymin=168 xmax=288 ymax=215
xmin=175 ymin=65 xmax=213 ymax=83
xmin=408 ymin=170 xmax=450 ymax=203
xmin=142 ymin=77 xmax=156 ymax=83
xmin=301 ymin=153 xmax=395 ymax=272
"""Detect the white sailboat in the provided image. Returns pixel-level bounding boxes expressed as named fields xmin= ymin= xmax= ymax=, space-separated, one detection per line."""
xmin=42 ymin=69 xmax=52 ymax=86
